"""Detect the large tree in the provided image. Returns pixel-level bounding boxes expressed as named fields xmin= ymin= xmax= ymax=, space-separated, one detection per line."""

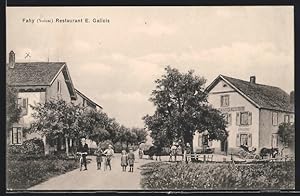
xmin=29 ymin=99 xmax=84 ymax=155
xmin=6 ymin=84 xmax=21 ymax=130
xmin=143 ymin=66 xmax=228 ymax=149
xmin=131 ymin=127 xmax=148 ymax=144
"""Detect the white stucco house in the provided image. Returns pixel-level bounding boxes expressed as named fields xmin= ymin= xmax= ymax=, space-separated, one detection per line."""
xmin=193 ymin=75 xmax=294 ymax=156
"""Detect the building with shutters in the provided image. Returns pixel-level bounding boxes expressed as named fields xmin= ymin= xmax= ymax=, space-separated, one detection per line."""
xmin=193 ymin=75 xmax=294 ymax=156
xmin=6 ymin=50 xmax=102 ymax=154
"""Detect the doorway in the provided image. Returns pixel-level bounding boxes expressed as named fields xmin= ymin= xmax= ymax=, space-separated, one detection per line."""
xmin=221 ymin=139 xmax=228 ymax=155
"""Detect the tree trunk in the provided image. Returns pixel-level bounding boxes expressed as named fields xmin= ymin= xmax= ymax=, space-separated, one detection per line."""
xmin=65 ymin=137 xmax=69 ymax=156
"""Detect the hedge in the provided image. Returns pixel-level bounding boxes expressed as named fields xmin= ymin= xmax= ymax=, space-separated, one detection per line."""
xmin=6 ymin=154 xmax=80 ymax=190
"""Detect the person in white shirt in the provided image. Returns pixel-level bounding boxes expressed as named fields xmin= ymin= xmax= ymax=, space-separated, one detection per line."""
xmin=103 ymin=144 xmax=114 ymax=170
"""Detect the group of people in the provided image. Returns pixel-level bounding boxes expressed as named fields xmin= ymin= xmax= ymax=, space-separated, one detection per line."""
xmin=169 ymin=142 xmax=191 ymax=162
xmin=77 ymin=137 xmax=193 ymax=172
xmin=77 ymin=137 xmax=136 ymax=172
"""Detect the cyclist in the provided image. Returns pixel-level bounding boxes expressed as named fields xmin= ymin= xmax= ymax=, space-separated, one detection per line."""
xmin=77 ymin=137 xmax=89 ymax=171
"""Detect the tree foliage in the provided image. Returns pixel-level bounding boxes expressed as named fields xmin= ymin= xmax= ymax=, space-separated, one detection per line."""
xmin=6 ymin=84 xmax=21 ymax=130
xmin=143 ymin=66 xmax=228 ymax=148
xmin=278 ymin=122 xmax=295 ymax=147
xmin=28 ymin=99 xmax=147 ymax=153
xmin=29 ymin=99 xmax=83 ymax=139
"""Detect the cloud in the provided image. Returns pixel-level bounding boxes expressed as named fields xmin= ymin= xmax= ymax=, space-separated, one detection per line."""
xmin=130 ymin=21 xmax=177 ymax=36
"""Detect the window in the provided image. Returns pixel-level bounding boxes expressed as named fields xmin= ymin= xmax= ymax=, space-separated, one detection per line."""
xmin=240 ymin=112 xmax=249 ymax=125
xmin=236 ymin=112 xmax=252 ymax=126
xmin=83 ymin=99 xmax=86 ymax=107
xmin=57 ymin=80 xmax=61 ymax=94
xmin=202 ymin=135 xmax=209 ymax=146
xmin=221 ymin=95 xmax=229 ymax=107
xmin=10 ymin=127 xmax=22 ymax=145
xmin=272 ymin=112 xmax=278 ymax=126
xmin=236 ymin=133 xmax=252 ymax=147
xmin=17 ymin=98 xmax=28 ymax=115
xmin=240 ymin=134 xmax=248 ymax=146
xmin=198 ymin=135 xmax=202 ymax=147
xmin=224 ymin=113 xmax=232 ymax=125
xmin=284 ymin=115 xmax=290 ymax=123
xmin=290 ymin=115 xmax=294 ymax=123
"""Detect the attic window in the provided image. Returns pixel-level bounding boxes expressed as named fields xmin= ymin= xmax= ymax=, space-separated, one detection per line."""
xmin=223 ymin=84 xmax=227 ymax=87
xmin=57 ymin=80 xmax=61 ymax=94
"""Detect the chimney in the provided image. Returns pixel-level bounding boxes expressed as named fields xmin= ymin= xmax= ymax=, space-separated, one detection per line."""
xmin=8 ymin=50 xmax=15 ymax=69
xmin=290 ymin=91 xmax=294 ymax=104
xmin=250 ymin=76 xmax=256 ymax=84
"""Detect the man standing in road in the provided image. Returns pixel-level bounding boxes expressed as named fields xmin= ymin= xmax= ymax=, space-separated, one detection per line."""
xmin=77 ymin=137 xmax=89 ymax=170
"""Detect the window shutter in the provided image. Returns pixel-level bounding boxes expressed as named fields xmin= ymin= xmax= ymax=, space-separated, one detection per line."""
xmin=220 ymin=96 xmax=223 ymax=107
xmin=236 ymin=112 xmax=240 ymax=125
xmin=248 ymin=133 xmax=252 ymax=147
xmin=10 ymin=129 xmax=13 ymax=145
xmin=248 ymin=112 xmax=252 ymax=125
xmin=228 ymin=113 xmax=232 ymax=125
xmin=18 ymin=128 xmax=23 ymax=144
xmin=236 ymin=133 xmax=240 ymax=147
xmin=26 ymin=98 xmax=28 ymax=114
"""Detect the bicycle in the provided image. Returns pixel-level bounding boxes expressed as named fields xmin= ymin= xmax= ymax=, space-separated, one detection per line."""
xmin=76 ymin=152 xmax=88 ymax=171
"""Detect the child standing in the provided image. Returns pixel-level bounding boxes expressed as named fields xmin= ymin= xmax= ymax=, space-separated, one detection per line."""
xmin=120 ymin=150 xmax=128 ymax=172
xmin=103 ymin=144 xmax=114 ymax=171
xmin=94 ymin=145 xmax=103 ymax=170
xmin=127 ymin=147 xmax=135 ymax=172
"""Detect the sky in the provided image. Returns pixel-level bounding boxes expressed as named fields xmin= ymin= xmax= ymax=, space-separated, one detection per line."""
xmin=6 ymin=6 xmax=294 ymax=128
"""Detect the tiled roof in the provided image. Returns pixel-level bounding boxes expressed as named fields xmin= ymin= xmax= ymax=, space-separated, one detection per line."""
xmin=208 ymin=75 xmax=294 ymax=113
xmin=75 ymin=89 xmax=103 ymax=109
xmin=7 ymin=62 xmax=65 ymax=86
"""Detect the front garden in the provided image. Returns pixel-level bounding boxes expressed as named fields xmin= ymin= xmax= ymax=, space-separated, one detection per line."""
xmin=140 ymin=161 xmax=295 ymax=190
xmin=6 ymin=138 xmax=89 ymax=190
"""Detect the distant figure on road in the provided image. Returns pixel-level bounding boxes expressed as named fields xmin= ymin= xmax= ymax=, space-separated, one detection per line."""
xmin=103 ymin=144 xmax=114 ymax=171
xmin=77 ymin=137 xmax=89 ymax=170
xmin=128 ymin=147 xmax=135 ymax=172
xmin=169 ymin=143 xmax=178 ymax=162
xmin=184 ymin=143 xmax=191 ymax=163
xmin=94 ymin=145 xmax=103 ymax=170
xmin=120 ymin=150 xmax=128 ymax=172
xmin=155 ymin=145 xmax=162 ymax=161
xmin=138 ymin=148 xmax=144 ymax=159
xmin=177 ymin=145 xmax=183 ymax=161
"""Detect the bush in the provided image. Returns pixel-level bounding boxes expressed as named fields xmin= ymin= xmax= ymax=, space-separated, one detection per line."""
xmin=8 ymin=138 xmax=44 ymax=155
xmin=140 ymin=161 xmax=295 ymax=190
xmin=7 ymin=154 xmax=79 ymax=190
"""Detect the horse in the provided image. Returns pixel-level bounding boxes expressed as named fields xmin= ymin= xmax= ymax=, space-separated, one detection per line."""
xmin=260 ymin=147 xmax=279 ymax=159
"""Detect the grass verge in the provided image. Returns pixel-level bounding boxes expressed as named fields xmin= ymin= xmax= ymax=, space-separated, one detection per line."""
xmin=140 ymin=161 xmax=295 ymax=190
xmin=6 ymin=154 xmax=91 ymax=190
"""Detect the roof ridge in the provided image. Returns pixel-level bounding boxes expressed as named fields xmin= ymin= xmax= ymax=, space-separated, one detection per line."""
xmin=221 ymin=75 xmax=285 ymax=92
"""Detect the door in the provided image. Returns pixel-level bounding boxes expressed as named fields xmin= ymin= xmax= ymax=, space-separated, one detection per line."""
xmin=221 ymin=139 xmax=228 ymax=153
xmin=271 ymin=133 xmax=278 ymax=148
